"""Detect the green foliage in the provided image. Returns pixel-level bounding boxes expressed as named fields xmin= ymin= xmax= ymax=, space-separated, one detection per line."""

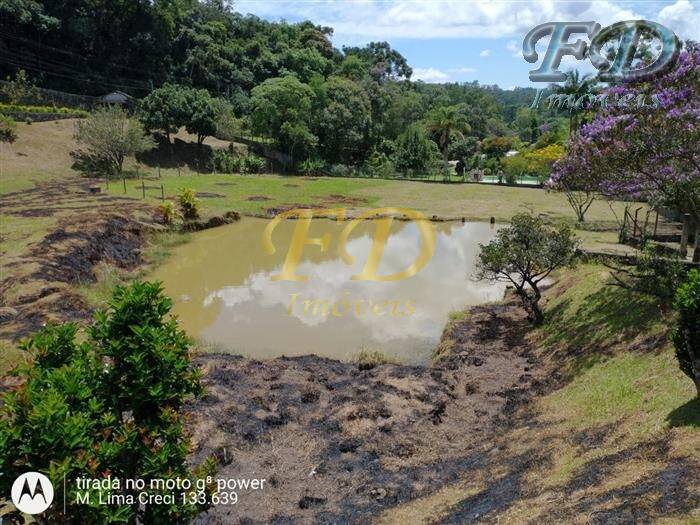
xmin=0 ymin=114 xmax=17 ymax=143
xmin=0 ymin=282 xmax=212 ymax=523
xmin=298 ymin=157 xmax=325 ymax=176
xmin=184 ymin=88 xmax=219 ymax=146
xmin=157 ymin=200 xmax=177 ymax=226
xmin=477 ymin=214 xmax=578 ymax=324
xmin=243 ymin=154 xmax=266 ymax=174
xmin=0 ymin=103 xmax=88 ymax=117
xmin=314 ymin=76 xmax=372 ymax=164
xmin=210 ymin=149 xmax=241 ymax=174
xmin=0 ymin=69 xmax=36 ymax=104
xmin=74 ymin=106 xmax=155 ymax=175
xmin=672 ymin=269 xmax=700 ymax=395
xmin=250 ymin=76 xmax=316 ymax=158
xmin=448 ymin=136 xmax=478 ymax=162
xmin=138 ymin=83 xmax=189 ymax=140
xmin=178 ymin=188 xmax=200 ymax=221
xmin=481 ymin=135 xmax=516 ymax=159
xmin=393 ymin=124 xmax=440 ymax=175
xmin=362 ymin=150 xmax=394 ymax=178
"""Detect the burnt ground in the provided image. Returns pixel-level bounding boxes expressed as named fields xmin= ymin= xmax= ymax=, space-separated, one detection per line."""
xmin=187 ymin=298 xmax=547 ymax=524
xmin=0 ymin=178 xmax=154 ymax=339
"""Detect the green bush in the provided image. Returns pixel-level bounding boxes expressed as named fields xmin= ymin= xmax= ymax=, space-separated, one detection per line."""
xmin=178 ymin=188 xmax=200 ymax=221
xmin=157 ymin=200 xmax=177 ymax=225
xmin=672 ymin=269 xmax=700 ymax=396
xmin=243 ymin=154 xmax=266 ymax=174
xmin=0 ymin=282 xmax=214 ymax=523
xmin=0 ymin=103 xmax=88 ymax=117
xmin=210 ymin=149 xmax=241 ymax=173
xmin=297 ymin=158 xmax=325 ymax=176
xmin=0 ymin=114 xmax=17 ymax=143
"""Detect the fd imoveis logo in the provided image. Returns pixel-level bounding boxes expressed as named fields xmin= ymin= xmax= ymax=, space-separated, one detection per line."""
xmin=523 ymin=20 xmax=680 ymax=83
xmin=11 ymin=472 xmax=54 ymax=515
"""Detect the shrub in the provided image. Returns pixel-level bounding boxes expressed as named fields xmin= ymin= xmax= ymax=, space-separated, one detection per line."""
xmin=0 ymin=114 xmax=17 ymax=143
xmin=74 ymin=106 xmax=155 ymax=175
xmin=362 ymin=150 xmax=394 ymax=178
xmin=329 ymin=164 xmax=352 ymax=178
xmin=476 ymin=214 xmax=578 ymax=325
xmin=672 ymin=269 xmax=700 ymax=396
xmin=210 ymin=149 xmax=241 ymax=173
xmin=157 ymin=200 xmax=177 ymax=225
xmin=0 ymin=282 xmax=214 ymax=523
xmin=243 ymin=154 xmax=266 ymax=174
xmin=607 ymin=245 xmax=687 ymax=300
xmin=297 ymin=157 xmax=325 ymax=176
xmin=178 ymin=188 xmax=200 ymax=221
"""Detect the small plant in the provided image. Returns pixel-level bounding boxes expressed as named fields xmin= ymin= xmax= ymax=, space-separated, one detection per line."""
xmin=0 ymin=114 xmax=17 ymax=143
xmin=178 ymin=187 xmax=200 ymax=221
xmin=352 ymin=347 xmax=396 ymax=370
xmin=157 ymin=200 xmax=177 ymax=226
xmin=672 ymin=269 xmax=700 ymax=397
xmin=297 ymin=157 xmax=325 ymax=176
xmin=0 ymin=282 xmax=213 ymax=523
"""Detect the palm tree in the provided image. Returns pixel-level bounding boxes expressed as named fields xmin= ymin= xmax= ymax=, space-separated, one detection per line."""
xmin=425 ymin=105 xmax=471 ymax=180
xmin=550 ymin=70 xmax=598 ymax=135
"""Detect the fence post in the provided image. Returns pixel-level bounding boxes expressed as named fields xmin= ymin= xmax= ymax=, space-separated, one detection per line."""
xmin=160 ymin=184 xmax=164 ymax=202
xmin=158 ymin=166 xmax=161 ymax=179
xmin=122 ymin=175 xmax=126 ymax=194
xmin=653 ymin=210 xmax=659 ymax=238
xmin=141 ymin=180 xmax=145 ymax=199
xmin=680 ymin=213 xmax=690 ymax=257
xmin=693 ymin=226 xmax=700 ymax=263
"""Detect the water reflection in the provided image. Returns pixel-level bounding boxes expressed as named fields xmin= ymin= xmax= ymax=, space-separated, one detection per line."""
xmin=150 ymin=218 xmax=505 ymax=363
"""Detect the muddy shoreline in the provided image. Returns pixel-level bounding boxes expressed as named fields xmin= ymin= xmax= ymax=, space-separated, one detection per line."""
xmin=187 ymin=297 xmax=548 ymax=524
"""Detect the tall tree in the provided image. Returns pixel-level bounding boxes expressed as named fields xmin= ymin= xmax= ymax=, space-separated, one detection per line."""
xmin=425 ymin=105 xmax=470 ymax=178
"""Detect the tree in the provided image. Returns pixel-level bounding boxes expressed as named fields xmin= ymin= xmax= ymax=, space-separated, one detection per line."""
xmin=548 ymin=141 xmax=598 ymax=221
xmin=549 ymin=69 xmax=598 ymax=135
xmin=425 ymin=105 xmax=470 ymax=178
xmin=74 ymin=106 xmax=155 ymax=175
xmin=183 ymin=88 xmax=219 ymax=147
xmin=552 ymin=43 xmax=700 ymax=229
xmin=0 ymin=281 xmax=213 ymax=523
xmin=250 ymin=75 xmax=316 ymax=158
xmin=673 ymin=269 xmax=700 ymax=396
xmin=481 ymin=135 xmax=516 ymax=160
xmin=314 ymin=76 xmax=371 ymax=164
xmin=393 ymin=124 xmax=440 ymax=176
xmin=138 ymin=83 xmax=189 ymax=142
xmin=341 ymin=41 xmax=412 ymax=82
xmin=476 ymin=214 xmax=578 ymax=325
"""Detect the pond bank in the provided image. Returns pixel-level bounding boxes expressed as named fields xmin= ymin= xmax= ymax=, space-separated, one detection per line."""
xmin=187 ymin=293 xmax=546 ymax=524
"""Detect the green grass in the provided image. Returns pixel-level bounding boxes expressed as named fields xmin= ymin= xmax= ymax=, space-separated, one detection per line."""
xmin=351 ymin=346 xmax=398 ymax=368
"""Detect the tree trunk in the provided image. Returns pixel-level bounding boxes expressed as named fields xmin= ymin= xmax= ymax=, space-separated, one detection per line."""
xmin=442 ymin=150 xmax=449 ymax=180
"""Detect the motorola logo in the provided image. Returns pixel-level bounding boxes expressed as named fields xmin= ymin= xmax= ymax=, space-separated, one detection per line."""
xmin=11 ymin=472 xmax=54 ymax=515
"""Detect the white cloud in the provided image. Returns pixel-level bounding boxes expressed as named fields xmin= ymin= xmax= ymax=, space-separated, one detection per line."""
xmin=657 ymin=0 xmax=700 ymax=40
xmin=449 ymin=67 xmax=477 ymax=74
xmin=506 ymin=39 xmax=521 ymax=58
xmin=480 ymin=49 xmax=491 ymax=57
xmin=235 ymin=0 xmax=643 ymax=41
xmin=412 ymin=67 xmax=450 ymax=82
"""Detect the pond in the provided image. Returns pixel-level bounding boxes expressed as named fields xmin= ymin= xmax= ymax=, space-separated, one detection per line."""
xmin=150 ymin=217 xmax=506 ymax=364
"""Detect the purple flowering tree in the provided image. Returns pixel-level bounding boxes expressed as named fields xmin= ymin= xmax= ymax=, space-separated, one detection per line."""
xmin=551 ymin=42 xmax=700 ymax=227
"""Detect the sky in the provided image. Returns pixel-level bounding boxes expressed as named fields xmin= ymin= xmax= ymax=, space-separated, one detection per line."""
xmin=233 ymin=0 xmax=700 ymax=88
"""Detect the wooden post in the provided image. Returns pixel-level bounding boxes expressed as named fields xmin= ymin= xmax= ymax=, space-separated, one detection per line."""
xmin=177 ymin=166 xmax=181 ymax=177
xmin=141 ymin=180 xmax=145 ymax=199
xmin=680 ymin=213 xmax=690 ymax=257
xmin=653 ymin=210 xmax=659 ymax=238
xmin=632 ymin=207 xmax=642 ymax=240
xmin=158 ymin=166 xmax=161 ymax=179
xmin=122 ymin=175 xmax=126 ymax=194
xmin=693 ymin=226 xmax=700 ymax=263
xmin=160 ymin=184 xmax=164 ymax=202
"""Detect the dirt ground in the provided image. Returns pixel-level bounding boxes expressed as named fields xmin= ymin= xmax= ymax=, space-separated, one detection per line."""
xmin=187 ymin=297 xmax=546 ymax=524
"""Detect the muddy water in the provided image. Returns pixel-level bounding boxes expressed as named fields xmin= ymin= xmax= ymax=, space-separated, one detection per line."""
xmin=151 ymin=217 xmax=505 ymax=363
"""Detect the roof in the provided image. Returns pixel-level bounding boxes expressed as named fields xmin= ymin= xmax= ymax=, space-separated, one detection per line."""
xmin=100 ymin=91 xmax=133 ymax=103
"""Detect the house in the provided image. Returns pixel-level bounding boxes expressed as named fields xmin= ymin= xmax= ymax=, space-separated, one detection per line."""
xmin=99 ymin=90 xmax=133 ymax=107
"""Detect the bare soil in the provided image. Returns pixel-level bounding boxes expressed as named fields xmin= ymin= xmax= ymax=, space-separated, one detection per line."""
xmin=187 ymin=298 xmax=545 ymax=524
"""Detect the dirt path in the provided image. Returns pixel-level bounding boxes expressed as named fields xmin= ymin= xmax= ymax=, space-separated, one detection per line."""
xmin=187 ymin=297 xmax=545 ymax=524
